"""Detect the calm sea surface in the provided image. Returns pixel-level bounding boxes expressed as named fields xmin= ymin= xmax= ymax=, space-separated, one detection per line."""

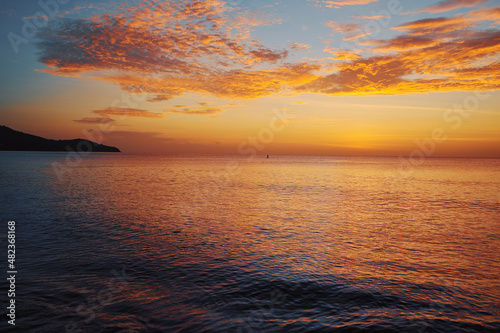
xmin=1 ymin=152 xmax=499 ymax=332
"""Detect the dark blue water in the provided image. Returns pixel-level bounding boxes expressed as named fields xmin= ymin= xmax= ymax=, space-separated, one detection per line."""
xmin=1 ymin=152 xmax=499 ymax=332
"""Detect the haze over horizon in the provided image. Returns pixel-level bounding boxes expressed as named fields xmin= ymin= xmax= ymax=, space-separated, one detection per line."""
xmin=1 ymin=0 xmax=499 ymax=157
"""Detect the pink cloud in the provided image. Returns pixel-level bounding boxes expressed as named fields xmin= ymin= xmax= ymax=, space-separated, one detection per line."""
xmin=418 ymin=0 xmax=489 ymax=13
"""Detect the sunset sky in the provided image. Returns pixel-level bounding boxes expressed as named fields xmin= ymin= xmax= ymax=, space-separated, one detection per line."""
xmin=1 ymin=0 xmax=499 ymax=156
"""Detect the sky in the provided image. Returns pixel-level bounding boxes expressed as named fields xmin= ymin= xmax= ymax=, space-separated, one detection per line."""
xmin=0 ymin=0 xmax=499 ymax=157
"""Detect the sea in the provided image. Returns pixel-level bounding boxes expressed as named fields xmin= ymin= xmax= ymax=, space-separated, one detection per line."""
xmin=0 ymin=152 xmax=499 ymax=332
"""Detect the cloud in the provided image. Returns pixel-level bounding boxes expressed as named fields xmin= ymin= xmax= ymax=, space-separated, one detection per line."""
xmin=95 ymin=63 xmax=320 ymax=100
xmin=165 ymin=107 xmax=224 ymax=116
xmin=36 ymin=1 xmax=288 ymax=88
xmin=354 ymin=14 xmax=388 ymax=20
xmin=324 ymin=47 xmax=361 ymax=61
xmin=360 ymin=36 xmax=440 ymax=52
xmin=298 ymin=12 xmax=500 ymax=96
xmin=163 ymin=101 xmax=244 ymax=116
xmin=469 ymin=6 xmax=500 ymax=24
xmin=392 ymin=16 xmax=474 ymax=35
xmin=249 ymin=47 xmax=289 ymax=62
xmin=313 ymin=0 xmax=379 ymax=8
xmin=325 ymin=22 xmax=370 ymax=40
xmin=34 ymin=1 xmax=500 ymax=101
xmin=417 ymin=0 xmax=489 ymax=13
xmin=163 ymin=101 xmax=249 ymax=116
xmin=290 ymin=42 xmax=311 ymax=50
xmin=92 ymin=107 xmax=163 ymax=118
xmin=73 ymin=117 xmax=115 ymax=124
xmin=35 ymin=0 xmax=299 ymax=101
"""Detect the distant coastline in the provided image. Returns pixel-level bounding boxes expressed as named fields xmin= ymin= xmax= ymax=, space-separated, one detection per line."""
xmin=0 ymin=125 xmax=120 ymax=153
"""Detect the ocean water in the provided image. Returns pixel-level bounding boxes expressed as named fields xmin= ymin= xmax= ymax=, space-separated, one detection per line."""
xmin=0 ymin=152 xmax=499 ymax=332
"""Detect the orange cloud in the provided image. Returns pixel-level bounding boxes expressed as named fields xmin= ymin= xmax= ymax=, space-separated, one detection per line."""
xmin=417 ymin=0 xmax=489 ymax=13
xmin=73 ymin=117 xmax=115 ymax=123
xmin=92 ymin=107 xmax=163 ymax=118
xmin=162 ymin=101 xmax=248 ymax=117
xmin=360 ymin=36 xmax=440 ymax=52
xmin=468 ymin=6 xmax=500 ymax=24
xmin=392 ymin=16 xmax=474 ymax=35
xmin=96 ymin=63 xmax=320 ymax=100
xmin=36 ymin=0 xmax=293 ymax=101
xmin=35 ymin=1 xmax=500 ymax=102
xmin=37 ymin=1 xmax=286 ymax=74
xmin=298 ymin=19 xmax=500 ymax=96
xmin=165 ymin=107 xmax=224 ymax=116
xmin=324 ymin=47 xmax=361 ymax=61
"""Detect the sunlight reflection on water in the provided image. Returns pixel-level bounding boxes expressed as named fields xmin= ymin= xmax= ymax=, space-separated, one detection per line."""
xmin=1 ymin=153 xmax=499 ymax=332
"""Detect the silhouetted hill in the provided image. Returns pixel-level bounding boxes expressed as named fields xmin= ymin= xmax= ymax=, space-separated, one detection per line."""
xmin=0 ymin=125 xmax=120 ymax=152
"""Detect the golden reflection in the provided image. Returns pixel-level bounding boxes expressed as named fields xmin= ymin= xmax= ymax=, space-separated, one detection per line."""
xmin=49 ymin=155 xmax=500 ymax=327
